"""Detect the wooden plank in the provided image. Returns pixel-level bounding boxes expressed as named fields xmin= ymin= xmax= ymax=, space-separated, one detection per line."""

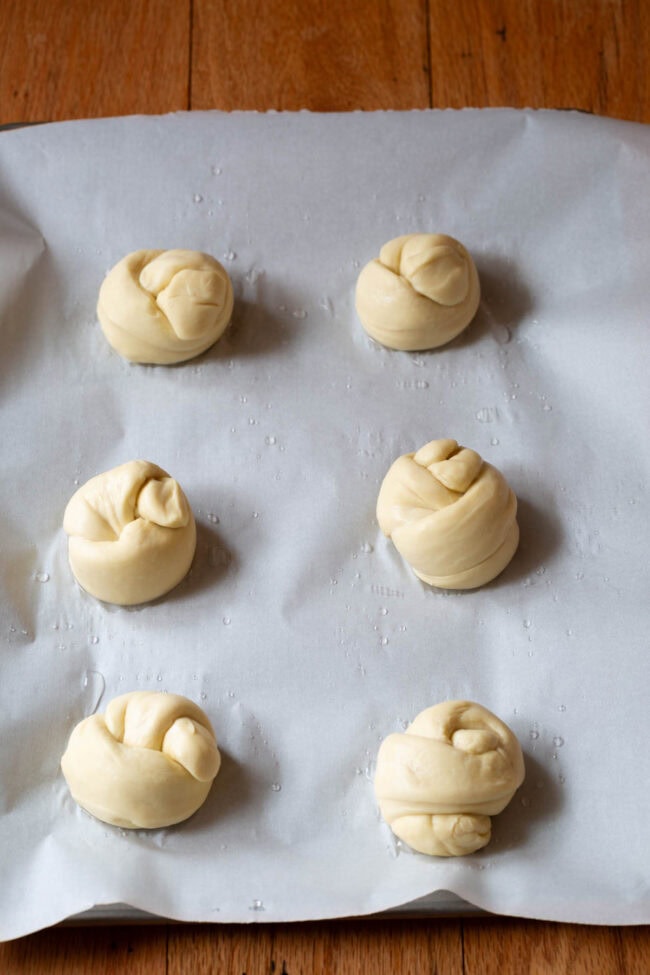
xmin=167 ymin=920 xmax=464 ymax=975
xmin=462 ymin=919 xmax=650 ymax=975
xmin=191 ymin=0 xmax=430 ymax=111
xmin=427 ymin=0 xmax=650 ymax=122
xmin=0 ymin=925 xmax=167 ymax=975
xmin=0 ymin=0 xmax=190 ymax=125
xmin=167 ymin=924 xmax=275 ymax=975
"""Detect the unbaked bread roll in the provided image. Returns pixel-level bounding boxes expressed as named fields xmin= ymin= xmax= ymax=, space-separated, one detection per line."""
xmin=61 ymin=691 xmax=221 ymax=829
xmin=355 ymin=233 xmax=480 ymax=350
xmin=376 ymin=438 xmax=518 ymax=589
xmin=63 ymin=460 xmax=196 ymax=605
xmin=375 ymin=700 xmax=525 ymax=856
xmin=98 ymin=248 xmax=234 ymax=364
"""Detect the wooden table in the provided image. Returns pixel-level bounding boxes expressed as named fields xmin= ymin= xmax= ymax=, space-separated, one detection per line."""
xmin=1 ymin=2 xmax=648 ymax=970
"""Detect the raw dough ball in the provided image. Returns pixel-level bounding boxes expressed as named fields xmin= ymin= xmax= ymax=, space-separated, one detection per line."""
xmin=375 ymin=700 xmax=525 ymax=856
xmin=63 ymin=460 xmax=196 ymax=605
xmin=377 ymin=438 xmax=519 ymax=589
xmin=61 ymin=691 xmax=221 ymax=829
xmin=98 ymin=248 xmax=234 ymax=364
xmin=355 ymin=233 xmax=480 ymax=350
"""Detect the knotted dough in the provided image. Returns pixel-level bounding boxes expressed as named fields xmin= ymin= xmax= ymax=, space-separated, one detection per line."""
xmin=375 ymin=700 xmax=525 ymax=856
xmin=377 ymin=438 xmax=519 ymax=589
xmin=355 ymin=233 xmax=480 ymax=350
xmin=63 ymin=460 xmax=196 ymax=605
xmin=98 ymin=248 xmax=234 ymax=364
xmin=61 ymin=691 xmax=221 ymax=829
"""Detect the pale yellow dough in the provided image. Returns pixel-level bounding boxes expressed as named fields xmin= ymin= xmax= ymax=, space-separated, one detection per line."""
xmin=376 ymin=438 xmax=519 ymax=589
xmin=355 ymin=233 xmax=480 ymax=350
xmin=63 ymin=460 xmax=196 ymax=605
xmin=375 ymin=700 xmax=525 ymax=856
xmin=98 ymin=248 xmax=234 ymax=364
xmin=61 ymin=691 xmax=221 ymax=829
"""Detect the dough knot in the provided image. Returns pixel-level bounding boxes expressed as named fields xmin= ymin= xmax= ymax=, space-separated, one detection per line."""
xmin=375 ymin=701 xmax=525 ymax=856
xmin=63 ymin=460 xmax=196 ymax=605
xmin=355 ymin=234 xmax=480 ymax=350
xmin=61 ymin=692 xmax=221 ymax=829
xmin=98 ymin=249 xmax=234 ymax=364
xmin=376 ymin=438 xmax=519 ymax=589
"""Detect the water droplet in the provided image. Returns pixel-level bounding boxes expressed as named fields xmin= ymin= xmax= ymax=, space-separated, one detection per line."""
xmin=271 ymin=783 xmax=282 ymax=792
xmin=380 ymin=607 xmax=388 ymax=616
xmin=553 ymin=736 xmax=564 ymax=747
xmin=207 ymin=512 xmax=219 ymax=524
xmin=252 ymin=511 xmax=259 ymax=519
xmin=223 ymin=249 xmax=236 ymax=261
xmin=35 ymin=571 xmax=50 ymax=583
xmin=558 ymin=774 xmax=566 ymax=784
xmin=212 ymin=165 xmax=222 ymax=175
xmin=529 ymin=730 xmax=539 ymax=740
xmin=200 ymin=692 xmax=207 ymax=701
xmin=380 ymin=636 xmax=389 ymax=647
xmin=250 ymin=899 xmax=265 ymax=912
xmin=319 ymin=296 xmax=333 ymax=314
xmin=265 ymin=435 xmax=276 ymax=445
xmin=222 ymin=616 xmax=231 ymax=626
xmin=360 ymin=542 xmax=374 ymax=554
xmin=490 ymin=437 xmax=500 ymax=446
xmin=193 ymin=193 xmax=203 ymax=203
xmin=292 ymin=308 xmax=307 ymax=319
xmin=557 ymin=704 xmax=566 ymax=712
xmin=520 ymin=796 xmax=530 ymax=807
xmin=510 ymin=392 xmax=517 ymax=400
xmin=90 ymin=635 xmax=99 ymax=645
xmin=248 ymin=417 xmax=256 ymax=425
xmin=415 ymin=380 xmax=429 ymax=389
xmin=475 ymin=407 xmax=495 ymax=423
xmin=542 ymin=403 xmax=552 ymax=412
xmin=523 ymin=619 xmax=532 ymax=629
xmin=330 ymin=577 xmax=338 ymax=586
xmin=230 ymin=426 xmax=237 ymax=434
xmin=245 ymin=266 xmax=262 ymax=284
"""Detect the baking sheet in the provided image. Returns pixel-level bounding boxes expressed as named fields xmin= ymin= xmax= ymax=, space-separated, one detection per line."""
xmin=1 ymin=109 xmax=649 ymax=939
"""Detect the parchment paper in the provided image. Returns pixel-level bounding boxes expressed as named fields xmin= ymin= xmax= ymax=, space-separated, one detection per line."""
xmin=0 ymin=109 xmax=649 ymax=939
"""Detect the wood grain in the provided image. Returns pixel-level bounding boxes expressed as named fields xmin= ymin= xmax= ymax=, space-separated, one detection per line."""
xmin=168 ymin=920 xmax=464 ymax=975
xmin=463 ymin=920 xmax=632 ymax=975
xmin=191 ymin=0 xmax=430 ymax=111
xmin=0 ymin=0 xmax=190 ymax=124
xmin=427 ymin=0 xmax=650 ymax=122
xmin=0 ymin=926 xmax=166 ymax=975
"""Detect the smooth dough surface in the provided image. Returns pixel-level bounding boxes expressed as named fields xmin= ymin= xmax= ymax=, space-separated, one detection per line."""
xmin=375 ymin=700 xmax=525 ymax=856
xmin=376 ymin=438 xmax=519 ymax=589
xmin=355 ymin=234 xmax=480 ymax=350
xmin=63 ymin=460 xmax=196 ymax=605
xmin=98 ymin=248 xmax=234 ymax=364
xmin=61 ymin=691 xmax=221 ymax=829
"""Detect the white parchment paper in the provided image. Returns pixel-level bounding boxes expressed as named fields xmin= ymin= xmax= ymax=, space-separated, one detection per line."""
xmin=1 ymin=109 xmax=649 ymax=938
